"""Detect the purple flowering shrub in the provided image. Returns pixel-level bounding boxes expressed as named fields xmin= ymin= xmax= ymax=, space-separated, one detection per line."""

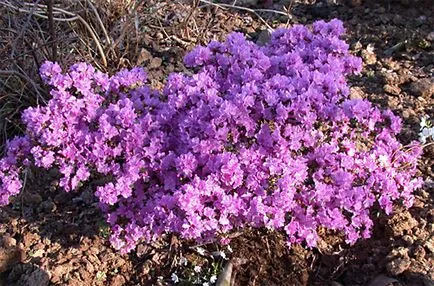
xmin=0 ymin=19 xmax=422 ymax=254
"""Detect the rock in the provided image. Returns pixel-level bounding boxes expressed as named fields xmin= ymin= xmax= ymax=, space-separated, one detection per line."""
xmin=384 ymin=84 xmax=401 ymax=96
xmin=23 ymin=233 xmax=40 ymax=248
xmin=424 ymin=236 xmax=434 ymax=254
xmin=1 ymin=235 xmax=16 ymax=248
xmin=346 ymin=0 xmax=363 ymax=7
xmin=85 ymin=260 xmax=95 ymax=274
xmin=150 ymin=57 xmax=163 ymax=69
xmin=387 ymin=211 xmax=418 ymax=236
xmin=350 ymin=86 xmax=365 ymax=99
xmin=236 ymin=0 xmax=258 ymax=5
xmin=409 ymin=78 xmax=434 ymax=98
xmin=413 ymin=245 xmax=426 ymax=261
xmin=428 ymin=31 xmax=434 ymax=42
xmin=367 ymin=275 xmax=399 ymax=286
xmin=54 ymin=192 xmax=73 ymax=205
xmin=386 ymin=257 xmax=411 ymax=275
xmin=216 ymin=261 xmax=233 ymax=286
xmin=7 ymin=264 xmax=49 ymax=286
xmin=402 ymin=235 xmax=414 ymax=246
xmin=136 ymin=48 xmax=153 ymax=66
xmin=256 ymin=29 xmax=272 ymax=47
xmin=7 ymin=264 xmax=50 ymax=286
xmin=0 ymin=247 xmax=24 ymax=273
xmin=31 ymin=249 xmax=45 ymax=258
xmin=50 ymin=264 xmax=68 ymax=284
xmin=23 ymin=193 xmax=42 ymax=206
xmin=38 ymin=200 xmax=56 ymax=213
xmin=78 ymin=268 xmax=91 ymax=281
xmin=110 ymin=275 xmax=126 ymax=286
xmin=308 ymin=5 xmax=331 ymax=18
xmin=361 ymin=48 xmax=377 ymax=65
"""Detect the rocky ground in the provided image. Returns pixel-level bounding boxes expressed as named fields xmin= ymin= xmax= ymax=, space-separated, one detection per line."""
xmin=0 ymin=0 xmax=433 ymax=285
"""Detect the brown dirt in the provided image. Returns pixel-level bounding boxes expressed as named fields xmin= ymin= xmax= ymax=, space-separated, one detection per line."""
xmin=0 ymin=0 xmax=433 ymax=285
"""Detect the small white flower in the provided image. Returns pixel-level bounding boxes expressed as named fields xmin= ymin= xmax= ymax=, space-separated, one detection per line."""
xmin=194 ymin=265 xmax=201 ymax=273
xmin=227 ymin=245 xmax=233 ymax=253
xmin=378 ymin=154 xmax=389 ymax=167
xmin=422 ymin=127 xmax=431 ymax=137
xmin=420 ymin=116 xmax=428 ymax=130
xmin=171 ymin=273 xmax=179 ymax=283
xmin=179 ymin=256 xmax=188 ymax=266
xmin=203 ymin=283 xmax=210 ymax=286
xmin=213 ymin=250 xmax=227 ymax=259
xmin=210 ymin=275 xmax=217 ymax=283
xmin=196 ymin=247 xmax=206 ymax=256
xmin=419 ymin=134 xmax=427 ymax=144
xmin=366 ymin=43 xmax=375 ymax=53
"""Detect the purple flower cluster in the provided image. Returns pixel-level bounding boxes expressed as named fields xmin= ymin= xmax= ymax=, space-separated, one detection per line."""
xmin=0 ymin=19 xmax=422 ymax=253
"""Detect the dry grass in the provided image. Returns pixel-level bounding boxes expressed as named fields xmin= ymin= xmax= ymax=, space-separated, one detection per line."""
xmin=0 ymin=0 xmax=143 ymax=151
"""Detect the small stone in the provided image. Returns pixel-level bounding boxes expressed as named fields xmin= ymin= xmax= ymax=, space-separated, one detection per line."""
xmin=424 ymin=236 xmax=434 ymax=254
xmin=32 ymin=249 xmax=45 ymax=258
xmin=110 ymin=274 xmax=126 ymax=286
xmin=50 ymin=264 xmax=67 ymax=283
xmin=2 ymin=235 xmax=16 ymax=248
xmin=383 ymin=84 xmax=401 ymax=96
xmin=155 ymin=32 xmax=164 ymax=40
xmin=350 ymin=86 xmax=364 ymax=99
xmin=387 ymin=211 xmax=418 ymax=236
xmin=85 ymin=261 xmax=95 ymax=274
xmin=54 ymin=192 xmax=73 ymax=205
xmin=416 ymin=15 xmax=427 ymax=25
xmin=413 ymin=245 xmax=426 ymax=261
xmin=367 ymin=275 xmax=399 ymax=286
xmin=149 ymin=57 xmax=163 ymax=69
xmin=0 ymin=247 xmax=24 ymax=273
xmin=7 ymin=264 xmax=49 ymax=286
xmin=428 ymin=31 xmax=434 ymax=42
xmin=78 ymin=268 xmax=91 ymax=281
xmin=402 ymin=110 xmax=411 ymax=119
xmin=402 ymin=235 xmax=414 ymax=246
xmin=386 ymin=257 xmax=411 ymax=275
xmin=39 ymin=200 xmax=56 ymax=213
xmin=17 ymin=266 xmax=49 ymax=286
xmin=376 ymin=7 xmax=386 ymax=13
xmin=347 ymin=0 xmax=363 ymax=7
xmin=256 ymin=29 xmax=272 ymax=47
xmin=23 ymin=193 xmax=42 ymax=206
xmin=361 ymin=49 xmax=377 ymax=65
xmin=308 ymin=6 xmax=330 ymax=18
xmin=409 ymin=78 xmax=434 ymax=98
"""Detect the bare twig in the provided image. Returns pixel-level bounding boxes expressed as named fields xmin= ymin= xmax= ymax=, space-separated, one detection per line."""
xmin=0 ymin=0 xmax=108 ymax=67
xmin=182 ymin=0 xmax=200 ymax=27
xmin=198 ymin=0 xmax=291 ymax=31
xmin=0 ymin=70 xmax=45 ymax=102
xmin=86 ymin=0 xmax=112 ymax=51
xmin=47 ymin=0 xmax=57 ymax=61
xmin=198 ymin=0 xmax=269 ymax=30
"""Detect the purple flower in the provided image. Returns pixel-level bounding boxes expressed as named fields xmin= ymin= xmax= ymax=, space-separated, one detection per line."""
xmin=0 ymin=19 xmax=422 ymax=254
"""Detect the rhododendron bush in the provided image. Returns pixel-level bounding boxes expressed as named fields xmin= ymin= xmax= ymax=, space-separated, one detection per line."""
xmin=0 ymin=19 xmax=422 ymax=254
